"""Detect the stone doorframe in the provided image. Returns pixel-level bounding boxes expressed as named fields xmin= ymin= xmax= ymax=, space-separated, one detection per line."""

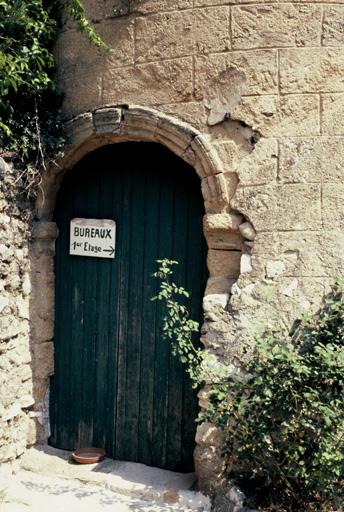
xmin=30 ymin=105 xmax=240 ymax=492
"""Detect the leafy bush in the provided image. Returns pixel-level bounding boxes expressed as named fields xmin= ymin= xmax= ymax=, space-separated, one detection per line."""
xmin=0 ymin=0 xmax=103 ymax=179
xmin=153 ymin=260 xmax=344 ymax=511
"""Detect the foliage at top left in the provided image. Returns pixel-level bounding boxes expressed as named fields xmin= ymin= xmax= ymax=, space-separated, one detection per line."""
xmin=0 ymin=0 xmax=103 ymax=193
xmin=0 ymin=0 xmax=62 ymax=166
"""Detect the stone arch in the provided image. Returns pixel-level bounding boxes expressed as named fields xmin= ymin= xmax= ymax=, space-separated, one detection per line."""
xmin=36 ymin=105 xmax=228 ymax=221
xmin=30 ymin=105 xmax=241 ymax=492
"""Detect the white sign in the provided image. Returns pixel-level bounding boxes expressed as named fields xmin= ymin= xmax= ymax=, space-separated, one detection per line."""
xmin=70 ymin=218 xmax=116 ymax=259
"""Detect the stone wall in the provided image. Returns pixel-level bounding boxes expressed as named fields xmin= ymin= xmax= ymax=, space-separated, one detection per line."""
xmin=2 ymin=0 xmax=344 ymax=492
xmin=0 ymin=158 xmax=33 ymax=469
xmin=0 ymin=159 xmax=56 ymax=472
xmin=54 ymin=1 xmax=344 ymax=491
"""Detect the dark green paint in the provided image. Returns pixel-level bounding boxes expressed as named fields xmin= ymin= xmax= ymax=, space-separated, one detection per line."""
xmin=50 ymin=143 xmax=208 ymax=472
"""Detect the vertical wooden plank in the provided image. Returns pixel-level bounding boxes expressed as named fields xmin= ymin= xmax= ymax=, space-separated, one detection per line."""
xmin=181 ymin=167 xmax=205 ymax=471
xmin=53 ymin=168 xmax=84 ymax=449
xmin=138 ymin=163 xmax=160 ymax=466
xmin=123 ymin=163 xmax=146 ymax=461
xmin=93 ymin=162 xmax=113 ymax=450
xmin=78 ymin=163 xmax=100 ymax=447
xmin=52 ymin=176 xmax=75 ymax=449
xmin=68 ymin=173 xmax=87 ymax=449
xmin=152 ymin=154 xmax=174 ymax=469
xmin=105 ymin=155 xmax=123 ymax=458
xmin=115 ymin=159 xmax=132 ymax=460
xmin=165 ymin=159 xmax=189 ymax=471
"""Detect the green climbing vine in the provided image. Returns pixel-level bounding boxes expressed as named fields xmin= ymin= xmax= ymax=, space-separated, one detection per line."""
xmin=0 ymin=0 xmax=103 ymax=194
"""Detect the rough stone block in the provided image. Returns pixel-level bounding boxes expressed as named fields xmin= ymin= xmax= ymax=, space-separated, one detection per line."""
xmin=207 ymin=249 xmax=241 ymax=278
xmin=31 ymin=222 xmax=58 ymax=241
xmin=321 ymin=94 xmax=344 ymax=135
xmin=93 ymin=107 xmax=122 ymax=135
xmin=32 ymin=379 xmax=49 ymax=406
xmin=102 ymin=58 xmax=193 ymax=106
xmin=204 ymin=213 xmax=243 ymax=232
xmin=192 ymin=136 xmax=224 ymax=177
xmin=136 ymin=7 xmax=229 ymax=63
xmin=58 ymin=19 xmax=135 ymax=68
xmin=131 ymin=0 xmax=192 ymax=14
xmin=57 ymin=32 xmax=102 ymax=118
xmin=251 ymin=231 xmax=325 ymax=278
xmin=223 ymin=172 xmax=239 ymax=201
xmin=321 ymin=232 xmax=344 ymax=277
xmin=83 ymin=0 xmax=130 ymax=21
xmin=205 ymin=277 xmax=234 ymax=296
xmin=158 ymin=102 xmax=207 ymax=132
xmin=323 ymin=6 xmax=344 ymax=46
xmin=205 ymin=68 xmax=248 ymax=126
xmin=196 ymin=422 xmax=224 ymax=448
xmin=201 ymin=174 xmax=228 ymax=213
xmin=232 ymin=4 xmax=322 ymax=49
xmin=235 ymin=138 xmax=277 ymax=185
xmin=58 ymin=16 xmax=135 ymax=117
xmin=156 ymin=115 xmax=195 ymax=158
xmin=0 ymin=295 xmax=10 ymax=313
xmin=205 ymin=229 xmax=243 ymax=250
xmin=122 ymin=107 xmax=159 ymax=140
xmin=26 ymin=417 xmax=39 ymax=446
xmin=275 ymin=277 xmax=328 ymax=317
xmin=239 ymin=222 xmax=256 ymax=241
xmin=265 ymin=260 xmax=286 ymax=279
xmin=280 ymin=48 xmax=344 ymax=94
xmin=203 ymin=294 xmax=229 ymax=313
xmin=240 ymin=253 xmax=252 ymax=273
xmin=19 ymin=395 xmax=35 ymax=409
xmin=232 ymin=94 xmax=319 ymax=137
xmin=279 ymin=137 xmax=344 ymax=183
xmin=322 ymin=183 xmax=344 ymax=229
xmin=195 ymin=50 xmax=278 ymax=100
xmin=232 ymin=183 xmax=322 ymax=231
xmin=214 ymin=140 xmax=247 ymax=176
xmin=194 ymin=445 xmax=226 ymax=494
xmin=7 ymin=344 xmax=31 ymax=366
xmin=0 ymin=444 xmax=18 ymax=462
xmin=33 ymin=342 xmax=54 ymax=379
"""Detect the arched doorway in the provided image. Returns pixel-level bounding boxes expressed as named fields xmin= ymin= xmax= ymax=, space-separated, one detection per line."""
xmin=50 ymin=142 xmax=208 ymax=471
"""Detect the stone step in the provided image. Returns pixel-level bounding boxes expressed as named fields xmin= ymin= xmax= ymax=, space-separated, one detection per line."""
xmin=19 ymin=445 xmax=210 ymax=510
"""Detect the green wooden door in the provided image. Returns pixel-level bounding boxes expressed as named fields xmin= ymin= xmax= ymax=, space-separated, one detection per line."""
xmin=50 ymin=142 xmax=207 ymax=471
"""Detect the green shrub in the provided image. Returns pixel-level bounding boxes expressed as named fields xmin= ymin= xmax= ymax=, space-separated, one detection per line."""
xmin=153 ymin=261 xmax=344 ymax=511
xmin=0 ymin=0 xmax=103 ymax=178
xmin=213 ymin=331 xmax=343 ymax=509
xmin=215 ymin=283 xmax=344 ymax=510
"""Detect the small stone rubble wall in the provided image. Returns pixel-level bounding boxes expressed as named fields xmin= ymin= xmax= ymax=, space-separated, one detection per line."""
xmin=0 ymin=158 xmax=34 ymax=468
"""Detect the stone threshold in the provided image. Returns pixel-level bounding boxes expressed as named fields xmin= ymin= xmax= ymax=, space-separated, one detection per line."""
xmin=18 ymin=445 xmax=210 ymax=509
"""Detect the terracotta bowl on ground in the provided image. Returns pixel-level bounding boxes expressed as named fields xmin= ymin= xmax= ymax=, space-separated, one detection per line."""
xmin=71 ymin=447 xmax=106 ymax=464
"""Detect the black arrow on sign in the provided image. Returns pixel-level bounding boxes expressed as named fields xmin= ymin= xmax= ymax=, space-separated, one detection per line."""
xmin=103 ymin=246 xmax=115 ymax=256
